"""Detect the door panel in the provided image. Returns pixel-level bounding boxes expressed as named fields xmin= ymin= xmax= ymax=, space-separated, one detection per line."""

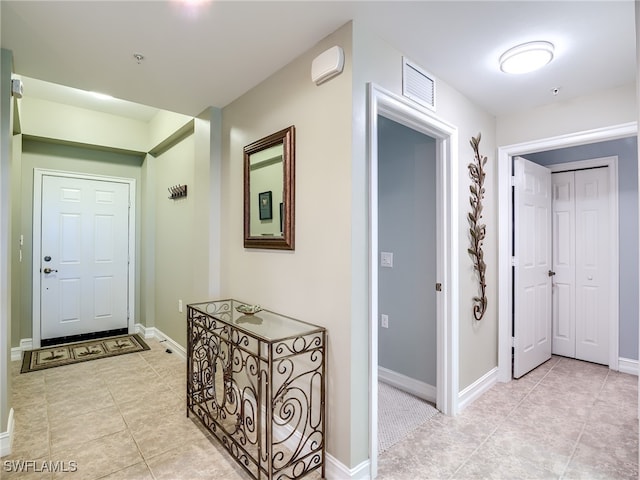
xmin=514 ymin=157 xmax=552 ymax=378
xmin=575 ymin=168 xmax=609 ymax=364
xmin=40 ymin=175 xmax=130 ymax=340
xmin=552 ymin=172 xmax=576 ymax=357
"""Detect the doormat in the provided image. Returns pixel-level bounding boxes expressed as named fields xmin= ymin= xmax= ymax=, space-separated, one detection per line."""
xmin=21 ymin=334 xmax=150 ymax=373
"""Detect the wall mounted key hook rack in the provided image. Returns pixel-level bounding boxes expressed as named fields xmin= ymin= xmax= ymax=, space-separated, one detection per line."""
xmin=168 ymin=184 xmax=187 ymax=199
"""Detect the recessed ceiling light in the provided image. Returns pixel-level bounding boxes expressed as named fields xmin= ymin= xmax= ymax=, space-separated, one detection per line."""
xmin=499 ymin=41 xmax=554 ymax=74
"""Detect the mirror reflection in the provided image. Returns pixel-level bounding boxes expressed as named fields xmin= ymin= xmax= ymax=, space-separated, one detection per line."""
xmin=249 ymin=143 xmax=284 ymax=237
xmin=244 ymin=126 xmax=295 ymax=250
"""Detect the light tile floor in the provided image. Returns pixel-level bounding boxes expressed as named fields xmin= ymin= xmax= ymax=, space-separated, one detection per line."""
xmin=4 ymin=339 xmax=247 ymax=480
xmin=378 ymin=356 xmax=639 ymax=480
xmin=3 ymin=340 xmax=638 ymax=479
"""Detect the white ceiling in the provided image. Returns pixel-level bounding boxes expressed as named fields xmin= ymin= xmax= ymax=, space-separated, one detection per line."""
xmin=1 ymin=1 xmax=636 ymax=120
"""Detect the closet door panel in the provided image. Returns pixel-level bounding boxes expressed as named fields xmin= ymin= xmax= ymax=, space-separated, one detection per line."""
xmin=574 ymin=168 xmax=609 ymax=365
xmin=551 ymin=172 xmax=576 ymax=358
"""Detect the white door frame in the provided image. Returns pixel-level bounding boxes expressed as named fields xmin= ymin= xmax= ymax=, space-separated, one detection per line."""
xmin=368 ymin=83 xmax=459 ymax=477
xmin=497 ymin=122 xmax=637 ymax=382
xmin=32 ymin=168 xmax=136 ymax=348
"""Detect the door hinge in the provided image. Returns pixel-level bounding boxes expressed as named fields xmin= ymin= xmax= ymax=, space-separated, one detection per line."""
xmin=511 ymin=256 xmax=517 ymax=267
xmin=511 ymin=336 xmax=515 ymax=348
xmin=435 ymin=282 xmax=442 ymax=292
xmin=510 ymin=175 xmax=516 ymax=187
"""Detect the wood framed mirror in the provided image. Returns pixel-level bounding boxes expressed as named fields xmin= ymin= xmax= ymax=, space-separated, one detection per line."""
xmin=244 ymin=125 xmax=295 ymax=250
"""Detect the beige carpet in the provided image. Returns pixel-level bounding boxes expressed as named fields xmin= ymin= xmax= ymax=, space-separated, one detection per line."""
xmin=21 ymin=334 xmax=149 ymax=373
xmin=378 ymin=381 xmax=439 ymax=453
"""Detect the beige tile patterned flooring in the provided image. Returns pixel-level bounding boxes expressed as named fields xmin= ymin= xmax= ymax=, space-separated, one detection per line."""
xmin=3 ymin=339 xmax=638 ymax=480
xmin=378 ymin=356 xmax=639 ymax=480
xmin=4 ymin=339 xmax=247 ymax=480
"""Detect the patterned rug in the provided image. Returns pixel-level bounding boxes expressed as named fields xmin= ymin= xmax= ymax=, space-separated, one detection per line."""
xmin=378 ymin=381 xmax=439 ymax=453
xmin=21 ymin=334 xmax=150 ymax=373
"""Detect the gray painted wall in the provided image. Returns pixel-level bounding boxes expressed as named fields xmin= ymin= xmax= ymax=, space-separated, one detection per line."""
xmin=378 ymin=115 xmax=437 ymax=385
xmin=525 ymin=136 xmax=639 ymax=360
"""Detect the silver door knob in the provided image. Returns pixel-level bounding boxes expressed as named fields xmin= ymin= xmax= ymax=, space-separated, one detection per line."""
xmin=43 ymin=267 xmax=58 ymax=274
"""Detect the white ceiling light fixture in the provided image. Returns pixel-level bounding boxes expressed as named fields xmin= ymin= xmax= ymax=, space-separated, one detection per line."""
xmin=499 ymin=41 xmax=554 ymax=74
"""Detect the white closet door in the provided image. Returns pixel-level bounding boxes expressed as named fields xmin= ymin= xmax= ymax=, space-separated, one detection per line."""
xmin=574 ymin=168 xmax=610 ymax=364
xmin=551 ymin=172 xmax=576 ymax=358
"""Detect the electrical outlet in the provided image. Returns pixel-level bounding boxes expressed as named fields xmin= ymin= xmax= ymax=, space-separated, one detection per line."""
xmin=178 ymin=299 xmax=183 ymax=313
xmin=381 ymin=314 xmax=389 ymax=328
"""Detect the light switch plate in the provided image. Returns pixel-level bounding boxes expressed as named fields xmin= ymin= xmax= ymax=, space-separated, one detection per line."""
xmin=380 ymin=252 xmax=393 ymax=268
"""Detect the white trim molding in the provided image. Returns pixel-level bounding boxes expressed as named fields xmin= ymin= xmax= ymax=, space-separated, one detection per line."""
xmin=458 ymin=367 xmax=499 ymax=412
xmin=0 ymin=408 xmax=14 ymax=457
xmin=10 ymin=338 xmax=33 ymax=362
xmin=498 ymin=122 xmax=637 ymax=383
xmin=618 ymin=357 xmax=639 ymax=376
xmin=134 ymin=324 xmax=186 ymax=360
xmin=367 ymin=82 xmax=459 ymax=479
xmin=10 ymin=348 xmax=20 ymax=362
xmin=378 ymin=367 xmax=437 ymax=404
xmin=326 ymin=456 xmax=370 ymax=480
xmin=134 ymin=323 xmax=156 ymax=340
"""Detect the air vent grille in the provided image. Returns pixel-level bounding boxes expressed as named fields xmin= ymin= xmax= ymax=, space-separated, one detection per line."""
xmin=402 ymin=58 xmax=436 ymax=111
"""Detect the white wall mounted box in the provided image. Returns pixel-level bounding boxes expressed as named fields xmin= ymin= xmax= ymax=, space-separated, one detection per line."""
xmin=311 ymin=46 xmax=344 ymax=85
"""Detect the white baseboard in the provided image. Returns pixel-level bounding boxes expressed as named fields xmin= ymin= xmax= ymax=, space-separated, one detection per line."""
xmin=266 ymin=406 xmax=355 ymax=479
xmin=618 ymin=357 xmax=638 ymax=376
xmin=11 ymin=339 xmax=33 ymax=362
xmin=326 ymin=455 xmax=370 ymax=480
xmin=0 ymin=408 xmax=15 ymax=457
xmin=134 ymin=323 xmax=156 ymax=340
xmin=378 ymin=366 xmax=437 ymax=403
xmin=10 ymin=347 xmax=21 ymax=362
xmin=134 ymin=324 xmax=186 ymax=360
xmin=458 ymin=366 xmax=499 ymax=412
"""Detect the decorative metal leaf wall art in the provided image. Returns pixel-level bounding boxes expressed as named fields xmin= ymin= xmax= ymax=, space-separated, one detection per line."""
xmin=468 ymin=133 xmax=488 ymax=321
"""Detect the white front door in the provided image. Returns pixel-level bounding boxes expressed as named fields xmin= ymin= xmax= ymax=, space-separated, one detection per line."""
xmin=513 ymin=157 xmax=552 ymax=378
xmin=39 ymin=174 xmax=130 ymax=341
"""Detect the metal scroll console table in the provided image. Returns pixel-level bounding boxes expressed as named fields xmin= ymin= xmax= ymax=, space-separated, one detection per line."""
xmin=187 ymin=299 xmax=327 ymax=480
